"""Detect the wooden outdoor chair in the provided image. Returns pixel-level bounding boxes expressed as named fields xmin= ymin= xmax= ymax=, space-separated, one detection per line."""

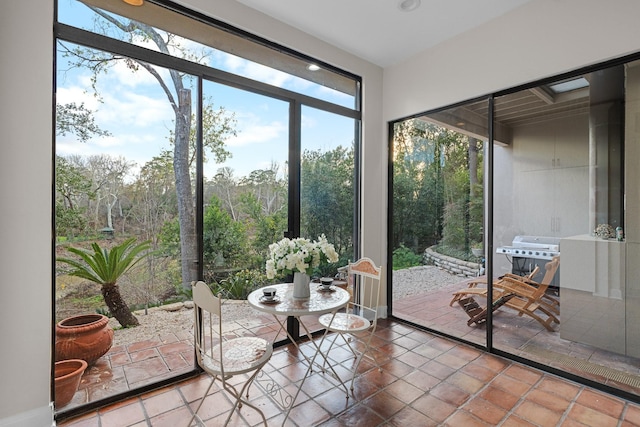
xmin=458 ymin=293 xmax=515 ymax=326
xmin=452 ymin=256 xmax=561 ymax=331
xmin=449 ymin=265 xmax=540 ymax=306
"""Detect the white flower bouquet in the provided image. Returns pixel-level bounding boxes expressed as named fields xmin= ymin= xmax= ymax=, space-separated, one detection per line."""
xmin=265 ymin=234 xmax=339 ymax=279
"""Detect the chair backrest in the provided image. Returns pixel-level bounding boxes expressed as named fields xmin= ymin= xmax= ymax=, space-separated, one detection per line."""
xmin=192 ymin=281 xmax=224 ymax=375
xmin=540 ymin=256 xmax=560 ymax=286
xmin=348 ymin=257 xmax=383 ymax=322
xmin=500 ymin=256 xmax=559 ymax=299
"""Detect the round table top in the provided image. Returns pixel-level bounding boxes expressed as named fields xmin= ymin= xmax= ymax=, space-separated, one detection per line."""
xmin=247 ymin=283 xmax=350 ymax=316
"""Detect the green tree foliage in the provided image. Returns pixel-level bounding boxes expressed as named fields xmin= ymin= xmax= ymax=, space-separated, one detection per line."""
xmin=202 ymin=195 xmax=248 ymax=272
xmin=300 ymin=146 xmax=354 ymax=265
xmin=55 ymin=156 xmax=94 ymax=238
xmin=392 ymin=119 xmax=483 ymax=259
xmin=240 ymin=192 xmax=287 ymax=265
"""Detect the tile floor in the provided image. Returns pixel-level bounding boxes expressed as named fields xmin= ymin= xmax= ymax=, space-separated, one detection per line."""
xmin=57 ymin=318 xmax=640 ymax=427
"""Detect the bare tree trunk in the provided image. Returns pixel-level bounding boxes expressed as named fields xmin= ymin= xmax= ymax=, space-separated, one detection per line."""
xmin=468 ymin=137 xmax=479 ymax=197
xmin=174 ymin=89 xmax=198 ymax=288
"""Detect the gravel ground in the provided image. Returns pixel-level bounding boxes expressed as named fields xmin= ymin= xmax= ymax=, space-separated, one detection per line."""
xmin=110 ymin=265 xmax=461 ymax=347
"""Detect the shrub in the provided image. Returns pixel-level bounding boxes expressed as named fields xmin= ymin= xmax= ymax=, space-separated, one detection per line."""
xmin=214 ymin=269 xmax=275 ymax=300
xmin=392 ymin=244 xmax=423 ymax=270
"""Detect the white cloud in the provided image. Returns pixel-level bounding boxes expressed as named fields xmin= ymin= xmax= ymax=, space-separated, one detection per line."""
xmin=226 ymin=121 xmax=286 ymax=147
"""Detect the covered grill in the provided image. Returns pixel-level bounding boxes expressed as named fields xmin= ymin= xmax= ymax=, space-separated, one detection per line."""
xmin=496 ymin=235 xmax=561 ymax=286
xmin=496 ymin=235 xmax=560 ymax=261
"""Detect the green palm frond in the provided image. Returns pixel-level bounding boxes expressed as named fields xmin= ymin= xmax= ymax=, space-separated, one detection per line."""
xmin=57 ymin=238 xmax=152 ymax=285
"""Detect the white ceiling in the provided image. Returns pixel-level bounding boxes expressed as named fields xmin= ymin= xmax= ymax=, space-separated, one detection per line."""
xmin=235 ymin=0 xmax=534 ymax=68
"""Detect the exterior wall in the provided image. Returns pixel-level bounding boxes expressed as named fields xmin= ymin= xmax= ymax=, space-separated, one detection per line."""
xmin=492 ymin=114 xmax=590 ymax=276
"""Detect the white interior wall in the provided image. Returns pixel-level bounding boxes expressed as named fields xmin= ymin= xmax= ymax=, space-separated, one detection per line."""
xmin=0 ymin=1 xmax=55 ymax=426
xmin=383 ymin=0 xmax=640 ymax=122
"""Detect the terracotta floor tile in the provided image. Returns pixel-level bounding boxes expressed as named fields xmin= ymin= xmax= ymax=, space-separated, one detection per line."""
xmin=142 ymin=388 xmax=186 ymax=418
xmin=434 ymin=352 xmax=471 ymax=370
xmin=525 ymin=388 xmax=570 ymax=414
xmin=535 ymin=376 xmax=581 ymax=400
xmin=336 ymin=403 xmax=385 ymax=426
xmin=129 ymin=347 xmax=159 ymax=362
xmin=149 ymin=406 xmax=193 ymax=427
xmin=362 ymin=390 xmax=405 ymax=419
xmin=55 ymin=319 xmax=640 ymax=427
xmin=379 ymin=359 xmax=414 ymax=378
xmin=188 ymin=391 xmax=236 ymax=422
xmin=99 ymin=401 xmax=146 ymax=427
xmin=429 ymin=382 xmax=471 ymax=407
xmin=491 ymin=373 xmax=535 ymax=396
xmin=502 ymin=363 xmax=543 ymax=385
xmin=514 ymin=400 xmax=563 ymax=426
xmin=442 ymin=409 xmax=492 ymax=426
xmin=576 ymin=388 xmax=625 ymax=419
xmin=460 ymin=362 xmax=499 ymax=383
xmin=445 ymin=371 xmax=485 ymax=394
xmin=462 ymin=397 xmax=508 ymax=425
xmin=445 ymin=344 xmax=483 ymax=361
xmin=402 ymin=368 xmax=440 ymax=391
xmin=566 ymin=402 xmax=619 ymax=427
xmin=420 ymin=359 xmax=456 ymax=379
xmin=500 ymin=414 xmax=537 ymax=426
xmin=478 ymin=385 xmax=520 ymax=411
xmin=383 ymin=378 xmax=424 ymax=404
xmin=411 ymin=394 xmax=456 ymax=422
xmin=623 ymin=404 xmax=640 ymax=425
xmin=388 ymin=406 xmax=437 ymax=427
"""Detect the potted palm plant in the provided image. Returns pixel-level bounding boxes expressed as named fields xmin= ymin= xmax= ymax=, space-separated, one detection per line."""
xmin=57 ymin=237 xmax=152 ymax=328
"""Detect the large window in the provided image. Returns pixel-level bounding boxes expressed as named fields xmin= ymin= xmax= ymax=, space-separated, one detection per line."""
xmin=54 ymin=0 xmax=360 ymax=417
xmin=391 ymin=58 xmax=640 ymax=401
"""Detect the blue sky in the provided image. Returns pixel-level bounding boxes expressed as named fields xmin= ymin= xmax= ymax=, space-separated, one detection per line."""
xmin=56 ymin=0 xmax=356 ymax=181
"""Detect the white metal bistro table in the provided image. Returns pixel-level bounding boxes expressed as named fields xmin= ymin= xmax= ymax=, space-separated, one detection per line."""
xmin=247 ymin=282 xmax=351 ymax=424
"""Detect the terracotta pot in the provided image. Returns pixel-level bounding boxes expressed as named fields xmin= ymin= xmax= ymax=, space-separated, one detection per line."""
xmin=54 ymin=359 xmax=88 ymax=408
xmin=55 ymin=314 xmax=114 ymax=365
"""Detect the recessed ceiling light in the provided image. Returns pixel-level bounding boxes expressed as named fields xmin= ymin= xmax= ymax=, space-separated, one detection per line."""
xmin=122 ymin=0 xmax=144 ymax=6
xmin=307 ymin=64 xmax=321 ymax=71
xmin=398 ymin=0 xmax=421 ymax=12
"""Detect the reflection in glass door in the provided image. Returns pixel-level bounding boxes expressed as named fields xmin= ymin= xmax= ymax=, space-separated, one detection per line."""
xmin=390 ymin=108 xmax=487 ymax=347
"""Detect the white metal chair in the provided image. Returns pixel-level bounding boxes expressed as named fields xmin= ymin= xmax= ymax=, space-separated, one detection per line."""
xmin=187 ymin=281 xmax=273 ymax=426
xmin=318 ymin=257 xmax=383 ymax=394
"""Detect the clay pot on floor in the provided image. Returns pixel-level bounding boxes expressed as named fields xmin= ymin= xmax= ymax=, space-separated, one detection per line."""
xmin=54 ymin=359 xmax=88 ymax=408
xmin=55 ymin=314 xmax=114 ymax=365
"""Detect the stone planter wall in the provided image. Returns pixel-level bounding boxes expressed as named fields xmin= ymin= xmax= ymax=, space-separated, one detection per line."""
xmin=423 ymin=247 xmax=482 ymax=278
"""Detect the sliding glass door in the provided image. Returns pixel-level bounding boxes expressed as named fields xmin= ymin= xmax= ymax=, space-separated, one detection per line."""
xmin=391 ymin=58 xmax=640 ymax=400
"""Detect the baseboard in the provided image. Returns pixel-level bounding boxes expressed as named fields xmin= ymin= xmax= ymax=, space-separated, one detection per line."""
xmin=0 ymin=404 xmax=54 ymax=427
